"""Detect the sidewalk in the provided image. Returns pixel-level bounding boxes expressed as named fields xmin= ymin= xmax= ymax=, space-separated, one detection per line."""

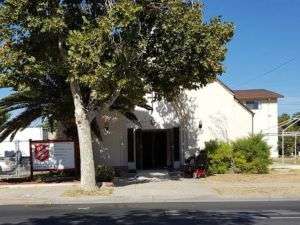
xmin=0 ymin=178 xmax=220 ymax=205
xmin=2 ymin=171 xmax=300 ymax=205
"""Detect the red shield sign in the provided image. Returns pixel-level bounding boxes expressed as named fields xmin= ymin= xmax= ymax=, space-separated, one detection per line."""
xmin=34 ymin=144 xmax=50 ymax=162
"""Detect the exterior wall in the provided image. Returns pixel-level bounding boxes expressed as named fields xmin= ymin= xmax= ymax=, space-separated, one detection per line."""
xmin=92 ymin=81 xmax=280 ymax=168
xmin=185 ymin=82 xmax=253 ymax=150
xmin=92 ymin=115 xmax=129 ymax=168
xmin=0 ymin=127 xmax=45 ymax=157
xmin=250 ymin=100 xmax=279 ymax=158
xmin=134 ymin=81 xmax=254 ymax=165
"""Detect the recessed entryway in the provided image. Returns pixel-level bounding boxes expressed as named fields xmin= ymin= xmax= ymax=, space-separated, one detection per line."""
xmin=141 ymin=130 xmax=167 ymax=170
xmin=128 ymin=127 xmax=180 ymax=171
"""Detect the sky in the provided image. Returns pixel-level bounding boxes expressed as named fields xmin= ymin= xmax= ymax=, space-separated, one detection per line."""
xmin=203 ymin=0 xmax=300 ymax=115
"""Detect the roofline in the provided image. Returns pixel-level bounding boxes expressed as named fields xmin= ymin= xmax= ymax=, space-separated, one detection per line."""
xmin=233 ymin=89 xmax=284 ymax=99
xmin=216 ymin=79 xmax=255 ymax=115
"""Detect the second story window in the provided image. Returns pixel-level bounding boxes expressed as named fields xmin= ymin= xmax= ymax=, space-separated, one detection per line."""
xmin=245 ymin=100 xmax=260 ymax=110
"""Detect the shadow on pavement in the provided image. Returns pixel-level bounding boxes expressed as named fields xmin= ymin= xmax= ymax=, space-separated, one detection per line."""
xmin=2 ymin=209 xmax=266 ymax=225
xmin=114 ymin=170 xmax=182 ymax=187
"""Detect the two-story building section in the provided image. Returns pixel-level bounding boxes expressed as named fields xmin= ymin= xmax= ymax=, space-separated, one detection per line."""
xmin=234 ymin=89 xmax=283 ymax=158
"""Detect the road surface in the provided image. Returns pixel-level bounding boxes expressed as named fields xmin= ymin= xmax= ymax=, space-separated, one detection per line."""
xmin=1 ymin=201 xmax=300 ymax=225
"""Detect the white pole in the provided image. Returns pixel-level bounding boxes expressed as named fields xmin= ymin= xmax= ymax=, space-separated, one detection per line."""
xmin=295 ymin=135 xmax=298 ymax=162
xmin=282 ymin=132 xmax=285 ymax=164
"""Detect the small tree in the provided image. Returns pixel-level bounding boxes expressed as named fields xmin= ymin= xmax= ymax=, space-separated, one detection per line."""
xmin=0 ymin=0 xmax=234 ymax=190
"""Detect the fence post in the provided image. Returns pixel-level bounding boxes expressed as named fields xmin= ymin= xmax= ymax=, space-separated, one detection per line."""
xmin=281 ymin=132 xmax=285 ymax=164
xmin=29 ymin=139 xmax=33 ymax=181
xmin=295 ymin=134 xmax=297 ymax=161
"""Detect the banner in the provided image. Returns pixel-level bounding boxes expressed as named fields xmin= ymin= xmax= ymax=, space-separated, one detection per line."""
xmin=31 ymin=141 xmax=75 ymax=171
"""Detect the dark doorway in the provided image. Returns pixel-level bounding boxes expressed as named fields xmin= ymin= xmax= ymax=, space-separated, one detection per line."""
xmin=129 ymin=128 xmax=180 ymax=170
xmin=141 ymin=130 xmax=167 ymax=170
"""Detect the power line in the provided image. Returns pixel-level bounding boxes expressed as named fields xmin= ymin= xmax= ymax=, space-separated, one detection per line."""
xmin=238 ymin=57 xmax=296 ymax=87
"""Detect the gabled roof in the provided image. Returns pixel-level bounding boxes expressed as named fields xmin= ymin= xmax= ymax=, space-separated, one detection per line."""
xmin=216 ymin=80 xmax=254 ymax=115
xmin=233 ymin=89 xmax=284 ymax=101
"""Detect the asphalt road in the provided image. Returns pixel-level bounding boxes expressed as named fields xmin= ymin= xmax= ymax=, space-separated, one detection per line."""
xmin=1 ymin=201 xmax=300 ymax=225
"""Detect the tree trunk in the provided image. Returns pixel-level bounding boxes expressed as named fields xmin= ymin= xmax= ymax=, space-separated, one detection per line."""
xmin=70 ymin=79 xmax=97 ymax=191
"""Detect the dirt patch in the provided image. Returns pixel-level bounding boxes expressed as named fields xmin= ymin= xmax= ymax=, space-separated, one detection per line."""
xmin=203 ymin=170 xmax=300 ymax=199
xmin=62 ymin=187 xmax=113 ymax=197
xmin=204 ymin=170 xmax=300 ymax=184
xmin=213 ymin=186 xmax=300 ymax=199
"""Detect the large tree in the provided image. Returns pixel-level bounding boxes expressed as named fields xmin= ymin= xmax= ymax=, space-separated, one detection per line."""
xmin=0 ymin=0 xmax=234 ymax=190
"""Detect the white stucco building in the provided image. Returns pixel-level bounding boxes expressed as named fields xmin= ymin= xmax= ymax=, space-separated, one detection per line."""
xmin=233 ymin=88 xmax=283 ymax=158
xmin=95 ymin=80 xmax=283 ymax=171
xmin=0 ymin=127 xmax=46 ymax=157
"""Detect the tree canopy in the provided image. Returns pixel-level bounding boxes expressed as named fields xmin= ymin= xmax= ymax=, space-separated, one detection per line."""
xmin=0 ymin=0 xmax=234 ymax=190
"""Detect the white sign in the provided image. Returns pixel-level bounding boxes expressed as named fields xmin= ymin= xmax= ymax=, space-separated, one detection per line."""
xmin=32 ymin=142 xmax=75 ymax=171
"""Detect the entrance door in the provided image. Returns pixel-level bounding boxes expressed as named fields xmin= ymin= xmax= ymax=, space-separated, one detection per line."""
xmin=128 ymin=128 xmax=180 ymax=170
xmin=141 ymin=130 xmax=167 ymax=169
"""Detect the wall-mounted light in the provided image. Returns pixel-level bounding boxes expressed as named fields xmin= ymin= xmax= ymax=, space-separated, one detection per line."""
xmin=150 ymin=118 xmax=156 ymax=126
xmin=104 ymin=120 xmax=110 ymax=134
xmin=198 ymin=120 xmax=203 ymax=129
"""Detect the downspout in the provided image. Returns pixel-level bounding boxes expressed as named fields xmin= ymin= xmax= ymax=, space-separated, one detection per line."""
xmin=251 ymin=112 xmax=255 ymax=135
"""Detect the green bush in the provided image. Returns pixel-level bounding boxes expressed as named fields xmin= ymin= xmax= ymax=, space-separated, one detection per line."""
xmin=232 ymin=134 xmax=272 ymax=174
xmin=204 ymin=134 xmax=272 ymax=175
xmin=96 ymin=165 xmax=115 ymax=182
xmin=205 ymin=140 xmax=233 ymax=175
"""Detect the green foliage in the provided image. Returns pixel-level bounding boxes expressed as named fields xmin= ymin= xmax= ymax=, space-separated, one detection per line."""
xmin=205 ymin=134 xmax=272 ymax=175
xmin=66 ymin=0 xmax=234 ymax=103
xmin=0 ymin=109 xmax=9 ymax=127
xmin=206 ymin=140 xmax=233 ymax=174
xmin=0 ymin=76 xmax=75 ymax=141
xmin=0 ymin=0 xmax=234 ymax=144
xmin=0 ymin=0 xmax=234 ymax=187
xmin=232 ymin=134 xmax=272 ymax=174
xmin=96 ymin=165 xmax=115 ymax=182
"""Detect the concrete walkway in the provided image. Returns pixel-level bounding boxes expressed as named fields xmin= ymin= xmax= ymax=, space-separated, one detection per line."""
xmin=2 ymin=170 xmax=300 ymax=205
xmin=0 ymin=178 xmax=220 ymax=205
xmin=113 ymin=178 xmax=219 ymax=203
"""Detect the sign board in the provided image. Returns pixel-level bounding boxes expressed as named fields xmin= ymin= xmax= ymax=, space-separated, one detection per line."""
xmin=31 ymin=141 xmax=75 ymax=171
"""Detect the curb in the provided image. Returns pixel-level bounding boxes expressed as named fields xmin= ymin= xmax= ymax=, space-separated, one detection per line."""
xmin=2 ymin=197 xmax=300 ymax=206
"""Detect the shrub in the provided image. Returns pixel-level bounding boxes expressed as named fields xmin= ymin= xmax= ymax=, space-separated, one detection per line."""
xmin=232 ymin=134 xmax=272 ymax=174
xmin=96 ymin=165 xmax=115 ymax=182
xmin=205 ymin=140 xmax=233 ymax=175
xmin=204 ymin=134 xmax=272 ymax=175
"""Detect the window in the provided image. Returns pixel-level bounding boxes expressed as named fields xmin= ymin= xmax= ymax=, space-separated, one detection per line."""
xmin=245 ymin=100 xmax=260 ymax=110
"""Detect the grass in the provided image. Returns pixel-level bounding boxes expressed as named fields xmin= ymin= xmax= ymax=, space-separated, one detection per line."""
xmin=62 ymin=187 xmax=113 ymax=197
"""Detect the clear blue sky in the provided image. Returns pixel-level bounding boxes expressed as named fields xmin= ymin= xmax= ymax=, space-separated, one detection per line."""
xmin=0 ymin=1 xmax=299 ymax=115
xmin=203 ymin=0 xmax=300 ymax=115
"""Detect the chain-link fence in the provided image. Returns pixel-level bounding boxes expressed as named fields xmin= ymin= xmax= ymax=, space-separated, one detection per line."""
xmin=0 ymin=141 xmax=31 ymax=179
